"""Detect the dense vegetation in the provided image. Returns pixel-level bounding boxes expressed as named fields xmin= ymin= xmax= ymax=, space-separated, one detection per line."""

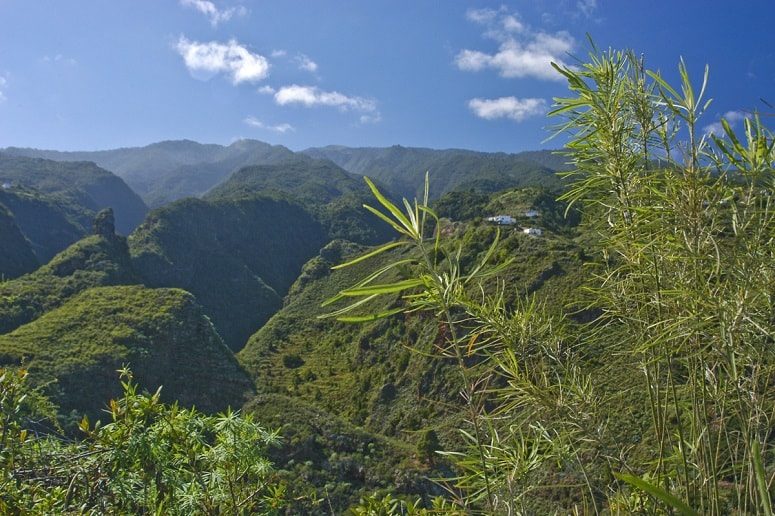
xmin=0 ymin=204 xmax=37 ymax=279
xmin=0 ymin=285 xmax=254 ymax=425
xmin=0 ymin=213 xmax=136 ymax=334
xmin=0 ymin=153 xmax=147 ymax=234
xmin=1 ymin=44 xmax=772 ymax=515
xmin=303 ymin=145 xmax=567 ymax=200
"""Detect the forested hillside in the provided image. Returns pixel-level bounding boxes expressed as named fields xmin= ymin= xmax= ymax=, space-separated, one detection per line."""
xmin=303 ymin=145 xmax=566 ymax=200
xmin=0 ymin=153 xmax=147 ymax=233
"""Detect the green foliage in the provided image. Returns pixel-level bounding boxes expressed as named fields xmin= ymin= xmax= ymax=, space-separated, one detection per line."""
xmin=326 ymin=46 xmax=775 ymax=512
xmin=0 ymin=366 xmax=283 ymax=514
xmin=0 ymin=204 xmax=37 ymax=279
xmin=129 ymin=195 xmax=324 ymax=350
xmin=0 ymin=186 xmax=92 ymax=263
xmin=0 ymin=285 xmax=254 ymax=425
xmin=206 ymin=155 xmax=394 ymax=245
xmin=0 ymin=234 xmax=137 ymax=334
xmin=244 ymin=393 xmax=442 ymax=513
xmin=303 ymin=145 xmax=567 ymax=201
xmin=551 ymin=44 xmax=775 ymax=513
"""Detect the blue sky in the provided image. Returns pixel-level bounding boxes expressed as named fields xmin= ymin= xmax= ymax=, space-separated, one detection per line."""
xmin=0 ymin=1 xmax=772 ymax=152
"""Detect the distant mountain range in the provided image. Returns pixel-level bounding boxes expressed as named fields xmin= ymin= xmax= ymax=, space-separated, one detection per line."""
xmin=4 ymin=140 xmax=569 ymax=207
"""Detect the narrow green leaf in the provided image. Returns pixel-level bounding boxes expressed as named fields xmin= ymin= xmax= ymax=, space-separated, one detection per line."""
xmin=337 ymin=307 xmax=405 ymax=323
xmin=614 ymin=473 xmax=698 ymax=516
xmin=340 ymin=278 xmax=424 ymax=297
xmin=363 ymin=204 xmax=409 ymax=235
xmin=364 ymin=177 xmax=416 ymax=236
xmin=331 ymin=241 xmax=408 ymax=270
xmin=322 ymin=258 xmax=415 ymax=307
xmin=318 ymin=294 xmax=378 ymax=318
xmin=752 ymin=440 xmax=773 ymax=516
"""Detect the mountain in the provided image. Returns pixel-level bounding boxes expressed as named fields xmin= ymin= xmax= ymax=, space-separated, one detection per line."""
xmin=0 ymin=186 xmax=93 ymax=263
xmin=0 ymin=210 xmax=138 ymax=335
xmin=0 ymin=204 xmax=38 ymax=279
xmin=4 ymin=139 xmax=296 ymax=207
xmin=0 ymin=153 xmax=147 ymax=234
xmin=302 ymin=145 xmax=569 ymax=200
xmin=205 ymin=155 xmax=393 ymax=245
xmin=128 ymin=195 xmax=327 ymax=350
xmin=0 ymin=285 xmax=255 ymax=424
xmin=237 ymin=189 xmax=588 ymax=445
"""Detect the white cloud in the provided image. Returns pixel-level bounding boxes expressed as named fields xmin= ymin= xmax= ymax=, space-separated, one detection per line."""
xmin=359 ymin=114 xmax=382 ymax=124
xmin=243 ymin=116 xmax=294 ymax=133
xmin=257 ymin=85 xmax=276 ymax=95
xmin=468 ymin=96 xmax=547 ymax=121
xmin=296 ymin=54 xmax=318 ymax=73
xmin=175 ymin=36 xmax=269 ymax=84
xmin=0 ymin=75 xmax=7 ymax=103
xmin=577 ymin=0 xmax=598 ymax=17
xmin=271 ymin=49 xmax=287 ymax=58
xmin=42 ymin=54 xmax=77 ymax=66
xmin=703 ymin=110 xmax=747 ymax=136
xmin=466 ymin=7 xmax=499 ymax=25
xmin=274 ymin=85 xmax=377 ymax=113
xmin=179 ymin=0 xmax=246 ymax=26
xmin=456 ymin=9 xmax=574 ymax=81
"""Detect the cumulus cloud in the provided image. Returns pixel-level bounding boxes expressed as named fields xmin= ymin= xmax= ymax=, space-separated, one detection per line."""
xmin=456 ymin=8 xmax=574 ymax=81
xmin=0 ymin=75 xmax=7 ymax=103
xmin=703 ymin=110 xmax=747 ymax=136
xmin=468 ymin=96 xmax=547 ymax=121
xmin=179 ymin=0 xmax=246 ymax=26
xmin=296 ymin=54 xmax=318 ymax=73
xmin=270 ymin=49 xmax=287 ymax=58
xmin=274 ymin=84 xmax=377 ymax=112
xmin=42 ymin=54 xmax=77 ymax=66
xmin=257 ymin=85 xmax=276 ymax=95
xmin=243 ymin=116 xmax=294 ymax=133
xmin=577 ymin=0 xmax=598 ymax=18
xmin=175 ymin=36 xmax=269 ymax=84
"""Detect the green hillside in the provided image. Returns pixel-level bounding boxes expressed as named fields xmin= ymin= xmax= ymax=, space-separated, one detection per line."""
xmin=206 ymin=155 xmax=393 ymax=245
xmin=0 ymin=187 xmax=93 ymax=262
xmin=238 ymin=189 xmax=589 ymax=444
xmin=0 ymin=215 xmax=137 ymax=335
xmin=0 ymin=285 xmax=254 ymax=424
xmin=0 ymin=153 xmax=147 ymax=234
xmin=244 ymin=393 xmax=443 ymax=513
xmin=302 ymin=145 xmax=565 ymax=200
xmin=129 ymin=195 xmax=327 ymax=350
xmin=0 ymin=204 xmax=37 ymax=279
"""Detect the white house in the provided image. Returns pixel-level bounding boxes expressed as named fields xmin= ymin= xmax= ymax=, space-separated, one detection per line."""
xmin=523 ymin=227 xmax=543 ymax=236
xmin=486 ymin=215 xmax=516 ymax=225
xmin=524 ymin=209 xmax=539 ymax=218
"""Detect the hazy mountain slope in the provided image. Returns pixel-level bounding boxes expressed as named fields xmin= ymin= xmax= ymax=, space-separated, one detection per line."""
xmin=0 ymin=153 xmax=147 ymax=234
xmin=0 ymin=212 xmax=138 ymax=335
xmin=302 ymin=145 xmax=566 ymax=200
xmin=4 ymin=139 xmax=296 ymax=207
xmin=0 ymin=187 xmax=92 ymax=262
xmin=129 ymin=196 xmax=327 ymax=350
xmin=0 ymin=204 xmax=38 ymax=279
xmin=0 ymin=285 xmax=254 ymax=424
xmin=206 ymin=155 xmax=364 ymax=203
xmin=206 ymin=155 xmax=393 ymax=245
